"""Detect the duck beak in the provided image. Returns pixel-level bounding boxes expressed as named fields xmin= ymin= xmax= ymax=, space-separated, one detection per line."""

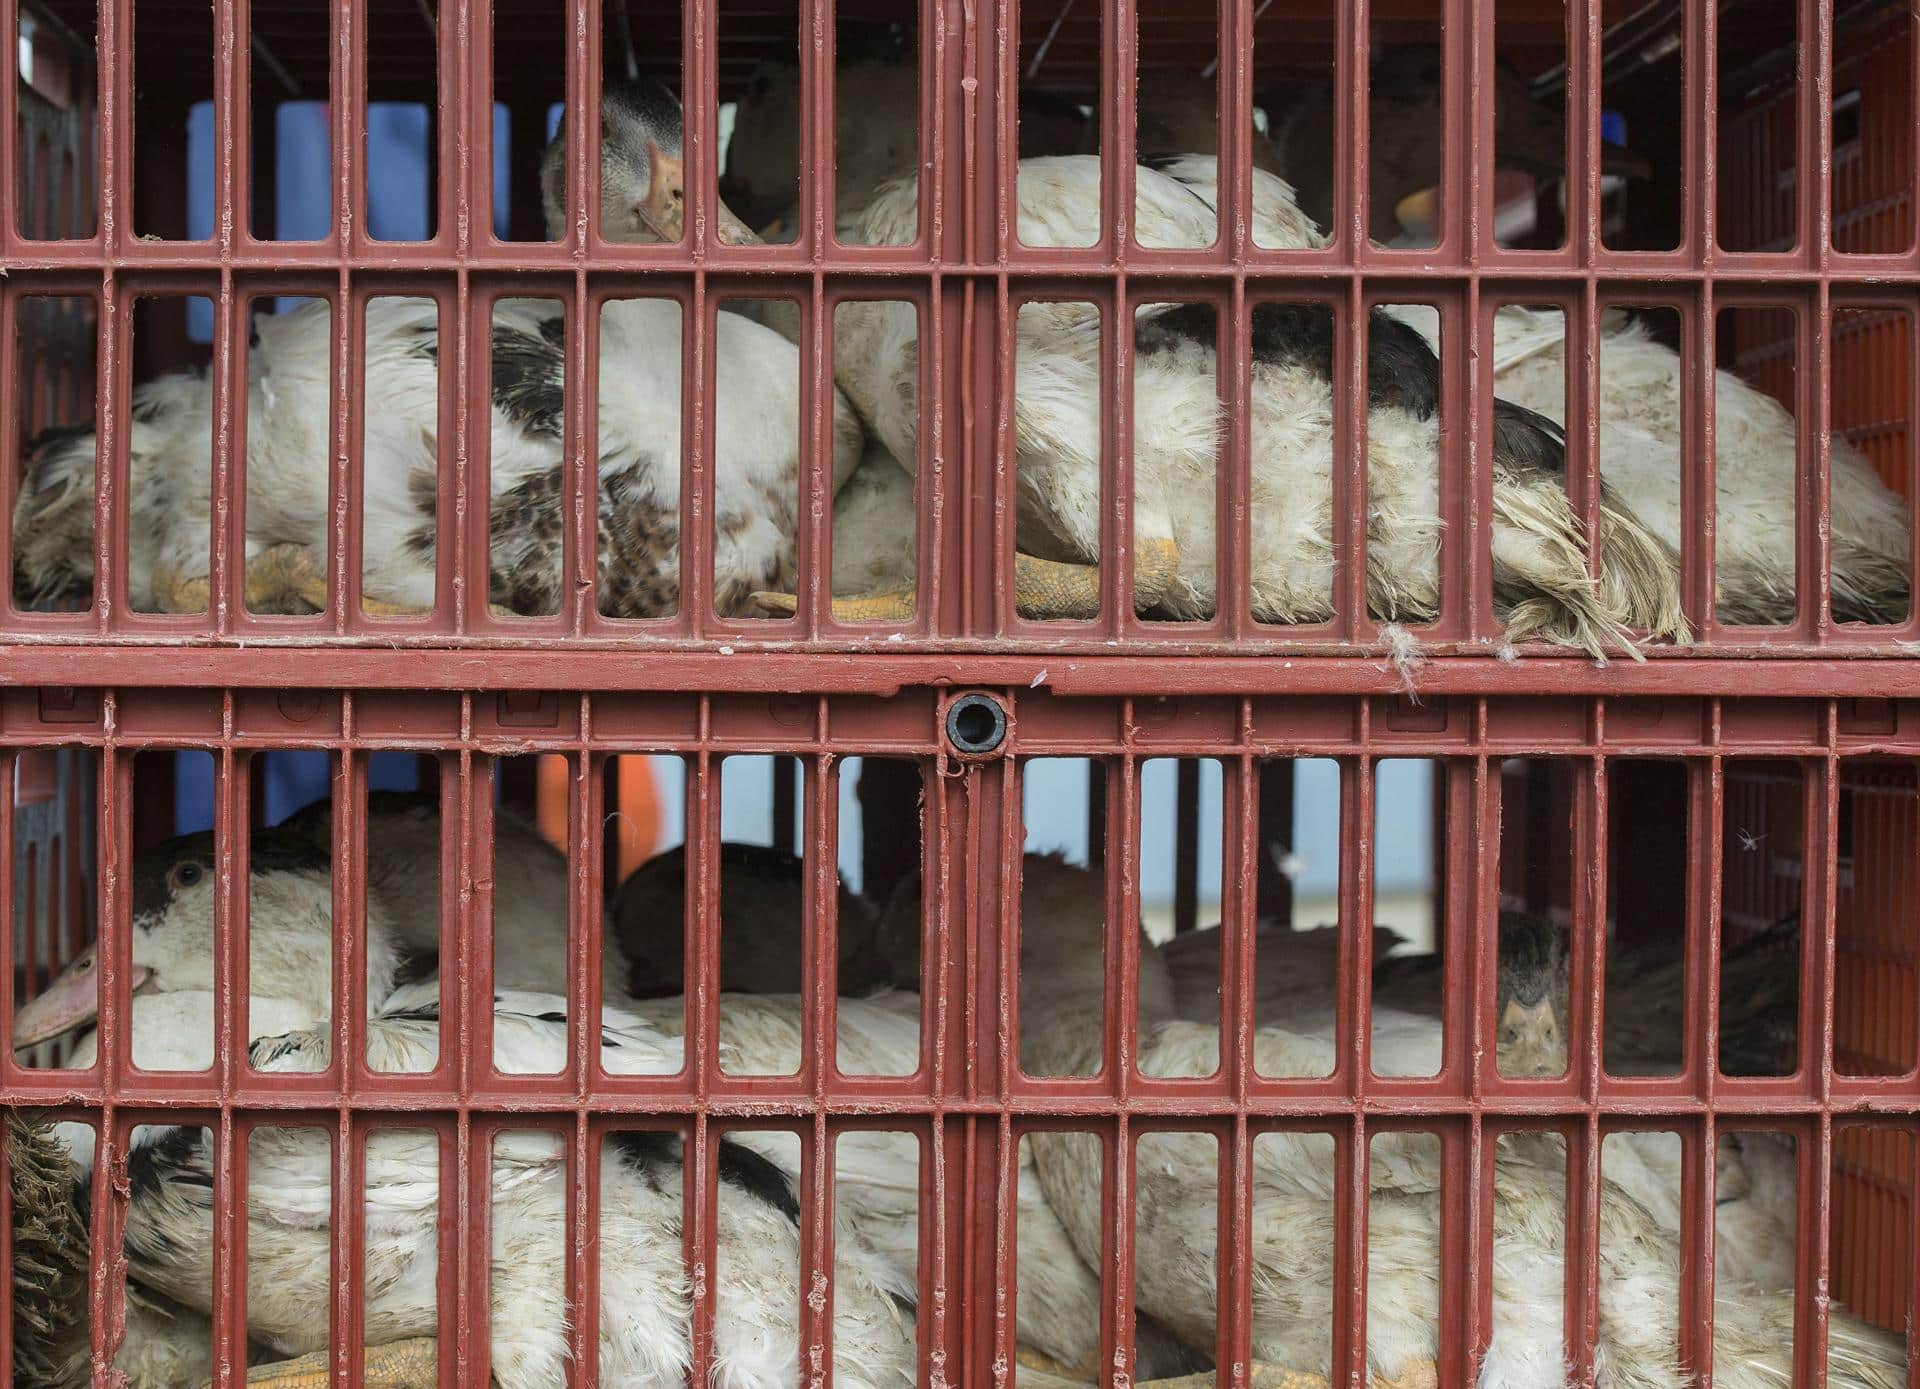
xmin=10 ymin=946 xmax=151 ymax=1050
xmin=639 ymin=138 xmax=759 ymax=247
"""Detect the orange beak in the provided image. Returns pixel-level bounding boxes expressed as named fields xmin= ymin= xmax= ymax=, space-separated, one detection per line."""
xmin=11 ymin=945 xmax=150 ymax=1050
xmin=638 ymin=138 xmax=758 ymax=247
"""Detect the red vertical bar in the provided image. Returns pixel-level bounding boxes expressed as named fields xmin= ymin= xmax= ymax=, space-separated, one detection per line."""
xmin=1693 ymin=0 xmax=1719 ymax=261
xmin=1339 ymin=284 xmax=1371 ymax=644
xmin=93 ymin=278 xmax=131 ymax=632
xmin=461 ymin=1119 xmax=495 ymax=1389
xmin=0 ymin=286 xmax=18 ymax=622
xmin=684 ymin=703 xmax=719 ymax=1384
xmin=563 ymin=0 xmax=598 ymax=639
xmin=1683 ymin=280 xmax=1720 ymax=638
xmin=683 ymin=0 xmax=715 ymax=256
xmin=444 ymin=0 xmax=475 ymax=640
xmin=1566 ymin=745 xmax=1604 ymax=1380
xmin=801 ymin=738 xmax=837 ymax=1372
xmin=1338 ymin=0 xmax=1368 ymax=256
xmin=1797 ymin=740 xmax=1842 ymax=1379
xmin=800 ymin=283 xmax=831 ymax=637
xmin=1566 ymin=0 xmax=1602 ymax=265
xmin=0 ymin=748 xmax=15 ymax=1061
xmin=333 ymin=283 xmax=367 ymax=631
xmin=1337 ymin=740 xmax=1376 ymax=1382
xmin=331 ymin=743 xmax=365 ymax=1389
xmin=988 ymin=284 xmax=1014 ymax=634
xmin=214 ymin=730 xmax=245 ymax=1099
xmin=565 ymin=285 xmax=601 ymax=636
xmin=209 ymin=1110 xmax=248 ymax=1389
xmin=1458 ymin=0 xmax=1489 ymax=258
xmin=335 ymin=1116 xmax=369 ymax=1389
xmin=0 ymin=0 xmax=17 ymax=250
xmin=462 ymin=286 xmax=496 ymax=635
xmin=1218 ymin=742 xmax=1256 ymax=1379
xmin=206 ymin=0 xmax=248 ymax=630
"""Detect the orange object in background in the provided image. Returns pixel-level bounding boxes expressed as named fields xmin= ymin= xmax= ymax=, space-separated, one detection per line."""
xmin=534 ymin=755 xmax=661 ymax=883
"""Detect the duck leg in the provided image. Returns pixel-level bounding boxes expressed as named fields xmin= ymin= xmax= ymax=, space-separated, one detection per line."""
xmin=751 ymin=585 xmax=918 ymax=621
xmin=1007 ymin=535 xmax=1180 ymax=621
xmin=751 ymin=537 xmax=1181 ymax=623
xmin=200 ymin=1336 xmax=437 ymax=1389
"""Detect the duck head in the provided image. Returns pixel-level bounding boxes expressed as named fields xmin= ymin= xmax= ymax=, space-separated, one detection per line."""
xmin=1493 ymin=908 xmax=1572 ymax=1077
xmin=541 ymin=78 xmax=757 ymax=246
xmin=10 ymin=826 xmax=400 ymax=1051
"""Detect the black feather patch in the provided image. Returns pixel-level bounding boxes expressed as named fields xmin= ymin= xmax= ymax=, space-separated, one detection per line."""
xmin=248 ymin=1033 xmax=315 ymax=1069
xmin=606 ymin=1129 xmax=803 ymax=1225
xmin=1136 ymin=300 xmax=1444 ymax=420
xmin=129 ymin=825 xmax=331 ymax=925
xmin=715 ymin=1140 xmax=802 ymax=1224
xmin=24 ymin=420 xmax=96 ymax=457
xmin=1491 ymin=399 xmax=1568 ymax=478
xmin=489 ymin=320 xmax=567 ymax=439
xmin=126 ymin=1127 xmax=208 ymax=1202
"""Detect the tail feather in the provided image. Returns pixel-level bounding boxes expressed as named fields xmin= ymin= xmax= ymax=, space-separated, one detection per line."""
xmin=1490 ymin=467 xmax=1642 ymax=661
xmin=1711 ymin=1292 xmax=1908 ymax=1388
xmin=1597 ymin=487 xmax=1692 ymax=644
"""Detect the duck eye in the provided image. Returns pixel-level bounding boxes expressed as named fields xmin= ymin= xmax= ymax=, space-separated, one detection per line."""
xmin=170 ymin=861 xmax=205 ymax=889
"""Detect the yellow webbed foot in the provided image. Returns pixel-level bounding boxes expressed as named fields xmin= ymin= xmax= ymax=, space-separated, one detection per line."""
xmin=1011 ymin=536 xmax=1180 ymax=621
xmin=753 ymin=586 xmax=918 ymax=622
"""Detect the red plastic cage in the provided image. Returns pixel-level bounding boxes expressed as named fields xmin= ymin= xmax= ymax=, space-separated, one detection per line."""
xmin=3 ymin=0 xmax=1919 ymax=1386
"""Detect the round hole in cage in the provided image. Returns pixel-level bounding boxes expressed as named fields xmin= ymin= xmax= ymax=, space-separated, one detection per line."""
xmin=945 ymin=694 xmax=1007 ymax=756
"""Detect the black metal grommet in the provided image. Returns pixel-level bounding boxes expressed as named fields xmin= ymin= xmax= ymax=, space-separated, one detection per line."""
xmin=944 ymin=693 xmax=1007 ymax=756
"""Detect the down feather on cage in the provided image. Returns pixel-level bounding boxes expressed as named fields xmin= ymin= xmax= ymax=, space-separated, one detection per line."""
xmin=1004 ymin=853 xmax=1907 ymax=1389
xmin=10 ymin=80 xmax=868 ymax=624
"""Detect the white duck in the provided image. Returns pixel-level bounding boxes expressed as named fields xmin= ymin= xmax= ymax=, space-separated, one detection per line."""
xmin=1176 ymin=73 xmax=1913 ymax=625
xmin=52 ymin=984 xmax=914 ymax=1389
xmin=750 ymin=154 xmax=1684 ymax=655
xmin=605 ymin=854 xmax=1207 ymax=1381
xmin=1012 ymin=853 xmax=1906 ymax=1388
xmin=9 ymin=802 xmax=633 ymax=1072
xmin=275 ymin=789 xmax=634 ymax=1005
xmin=26 ymin=823 xmax=916 ymax=1389
xmin=11 ymin=80 xmax=866 ymax=624
xmin=15 ymin=823 xmax=1169 ymax=1384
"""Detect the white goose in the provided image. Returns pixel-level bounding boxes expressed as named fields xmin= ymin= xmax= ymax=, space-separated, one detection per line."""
xmin=1157 ymin=120 xmax=1911 ymax=626
xmin=11 ymin=80 xmax=866 ymax=624
xmin=9 ymin=802 xmax=635 ymax=1071
xmin=750 ymin=154 xmax=1685 ymax=656
xmin=44 ymin=985 xmax=914 ymax=1389
xmin=16 ymin=823 xmax=1178 ymax=1385
xmin=28 ymin=827 xmax=916 ymax=1389
xmin=1461 ymin=306 xmax=1912 ymax=625
xmin=1011 ymin=853 xmax=1906 ymax=1388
